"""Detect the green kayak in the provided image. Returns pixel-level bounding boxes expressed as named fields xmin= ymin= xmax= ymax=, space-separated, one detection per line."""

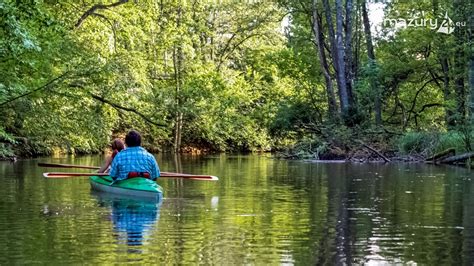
xmin=90 ymin=176 xmax=163 ymax=199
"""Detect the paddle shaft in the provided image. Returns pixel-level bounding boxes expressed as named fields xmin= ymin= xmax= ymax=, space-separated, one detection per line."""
xmin=38 ymin=162 xmax=100 ymax=169
xmin=38 ymin=162 xmax=204 ymax=177
xmin=43 ymin=172 xmax=218 ymax=181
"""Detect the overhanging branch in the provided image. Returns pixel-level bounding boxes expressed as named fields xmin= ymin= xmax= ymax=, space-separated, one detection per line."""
xmin=89 ymin=93 xmax=167 ymax=127
xmin=0 ymin=72 xmax=70 ymax=108
xmin=75 ymin=0 xmax=128 ymax=28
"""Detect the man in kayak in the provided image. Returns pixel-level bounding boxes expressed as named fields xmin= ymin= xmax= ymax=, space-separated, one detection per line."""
xmin=109 ymin=130 xmax=160 ymax=181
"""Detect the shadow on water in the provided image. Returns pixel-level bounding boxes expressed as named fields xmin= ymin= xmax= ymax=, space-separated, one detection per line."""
xmin=91 ymin=191 xmax=162 ymax=252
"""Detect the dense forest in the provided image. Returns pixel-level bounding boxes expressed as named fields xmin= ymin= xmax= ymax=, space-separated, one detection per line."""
xmin=0 ymin=0 xmax=472 ymax=160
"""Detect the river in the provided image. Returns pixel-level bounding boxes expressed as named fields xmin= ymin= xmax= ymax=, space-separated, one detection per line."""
xmin=0 ymin=154 xmax=473 ymax=264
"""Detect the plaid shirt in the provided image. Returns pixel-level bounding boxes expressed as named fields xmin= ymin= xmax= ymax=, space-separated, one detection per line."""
xmin=109 ymin=146 xmax=160 ymax=181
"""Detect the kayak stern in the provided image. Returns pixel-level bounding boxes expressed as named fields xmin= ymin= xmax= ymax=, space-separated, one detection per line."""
xmin=90 ymin=176 xmax=163 ymax=199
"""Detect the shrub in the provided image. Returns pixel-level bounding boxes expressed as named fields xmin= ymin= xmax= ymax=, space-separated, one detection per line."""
xmin=397 ymin=132 xmax=434 ymax=155
xmin=397 ymin=131 xmax=471 ymax=156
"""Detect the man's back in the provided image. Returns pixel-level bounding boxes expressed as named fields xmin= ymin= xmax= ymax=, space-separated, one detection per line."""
xmin=109 ymin=131 xmax=160 ymax=181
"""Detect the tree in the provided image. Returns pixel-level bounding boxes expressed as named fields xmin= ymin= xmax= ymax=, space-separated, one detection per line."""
xmin=361 ymin=0 xmax=381 ymax=125
xmin=311 ymin=0 xmax=338 ymax=117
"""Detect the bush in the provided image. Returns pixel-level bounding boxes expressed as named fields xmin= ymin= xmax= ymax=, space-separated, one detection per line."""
xmin=0 ymin=143 xmax=15 ymax=159
xmin=398 ymin=132 xmax=435 ymax=155
xmin=397 ymin=131 xmax=470 ymax=156
xmin=435 ymin=132 xmax=466 ymax=153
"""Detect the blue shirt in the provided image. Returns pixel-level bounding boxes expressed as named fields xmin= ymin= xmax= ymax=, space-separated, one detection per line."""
xmin=109 ymin=146 xmax=160 ymax=181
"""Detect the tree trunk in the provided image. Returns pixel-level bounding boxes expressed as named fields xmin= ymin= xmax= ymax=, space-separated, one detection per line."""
xmin=311 ymin=0 xmax=338 ymax=118
xmin=209 ymin=9 xmax=216 ymax=61
xmin=426 ymin=148 xmax=456 ymax=163
xmin=323 ymin=0 xmax=349 ymax=113
xmin=454 ymin=56 xmax=466 ymax=123
xmin=453 ymin=0 xmax=467 ymax=124
xmin=353 ymin=2 xmax=361 ymax=82
xmin=173 ymin=4 xmax=184 ymax=153
xmin=440 ymin=152 xmax=474 ymax=164
xmin=432 ymin=0 xmax=456 ymax=128
xmin=440 ymin=58 xmax=456 ymax=127
xmin=361 ymin=0 xmax=381 ymax=125
xmin=172 ymin=46 xmax=184 ymax=153
xmin=454 ymin=43 xmax=466 ymax=124
xmin=174 ymin=112 xmax=183 ymax=152
xmin=335 ymin=0 xmax=350 ymax=114
xmin=470 ymin=54 xmax=474 ymax=123
xmin=344 ymin=0 xmax=355 ymax=106
xmin=469 ymin=0 xmax=474 ymax=123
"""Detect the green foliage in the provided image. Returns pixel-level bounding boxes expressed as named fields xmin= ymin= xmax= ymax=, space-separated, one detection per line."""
xmin=270 ymin=101 xmax=318 ymax=137
xmin=397 ymin=132 xmax=436 ymax=154
xmin=0 ymin=127 xmax=16 ymax=144
xmin=341 ymin=106 xmax=366 ymax=127
xmin=0 ymin=0 xmax=471 ymax=158
xmin=397 ymin=131 xmax=472 ymax=156
xmin=0 ymin=143 xmax=15 ymax=158
xmin=1 ymin=0 xmax=291 ymax=157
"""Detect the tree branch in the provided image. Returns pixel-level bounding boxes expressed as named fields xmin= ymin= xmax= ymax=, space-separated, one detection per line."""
xmin=358 ymin=140 xmax=390 ymax=163
xmin=406 ymin=78 xmax=436 ymax=119
xmin=415 ymin=103 xmax=443 ymax=114
xmin=216 ymin=10 xmax=276 ymax=70
xmin=91 ymin=13 xmax=117 ymax=52
xmin=0 ymin=72 xmax=70 ymax=107
xmin=89 ymin=93 xmax=167 ymax=127
xmin=75 ymin=0 xmax=128 ymax=28
xmin=218 ymin=33 xmax=263 ymax=69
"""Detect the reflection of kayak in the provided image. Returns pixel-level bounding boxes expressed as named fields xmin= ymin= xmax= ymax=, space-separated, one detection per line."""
xmin=90 ymin=176 xmax=163 ymax=198
xmin=91 ymin=191 xmax=162 ymax=247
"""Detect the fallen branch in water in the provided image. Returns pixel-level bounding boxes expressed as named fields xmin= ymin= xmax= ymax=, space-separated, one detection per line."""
xmin=358 ymin=141 xmax=390 ymax=163
xmin=426 ymin=148 xmax=455 ymax=164
xmin=440 ymin=152 xmax=474 ymax=164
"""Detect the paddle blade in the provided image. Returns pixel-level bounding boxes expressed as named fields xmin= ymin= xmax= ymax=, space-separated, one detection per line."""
xmin=161 ymin=174 xmax=219 ymax=181
xmin=43 ymin=172 xmax=108 ymax=178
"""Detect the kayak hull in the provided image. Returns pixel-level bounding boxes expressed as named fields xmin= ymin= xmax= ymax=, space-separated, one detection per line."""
xmin=90 ymin=176 xmax=163 ymax=199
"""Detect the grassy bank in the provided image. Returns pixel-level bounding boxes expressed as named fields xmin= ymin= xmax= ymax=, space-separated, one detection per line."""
xmin=274 ymin=128 xmax=473 ymax=163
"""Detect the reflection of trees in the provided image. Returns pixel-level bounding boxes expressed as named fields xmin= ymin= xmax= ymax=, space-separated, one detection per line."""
xmin=461 ymin=168 xmax=474 ymax=265
xmin=98 ymin=154 xmax=472 ymax=264
xmin=324 ymin=164 xmax=352 ymax=265
xmin=269 ymin=161 xmax=354 ymax=264
xmin=342 ymin=163 xmax=473 ymax=265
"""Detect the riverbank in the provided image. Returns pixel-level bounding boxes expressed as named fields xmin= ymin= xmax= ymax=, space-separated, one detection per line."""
xmin=274 ymin=130 xmax=474 ymax=167
xmin=2 ymin=130 xmax=472 ymax=168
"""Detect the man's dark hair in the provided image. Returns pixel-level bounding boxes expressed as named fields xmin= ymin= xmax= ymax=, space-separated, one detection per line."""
xmin=125 ymin=130 xmax=141 ymax=147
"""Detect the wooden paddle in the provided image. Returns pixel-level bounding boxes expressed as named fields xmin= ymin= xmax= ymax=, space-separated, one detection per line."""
xmin=38 ymin=162 xmax=100 ymax=169
xmin=43 ymin=172 xmax=219 ymax=181
xmin=38 ymin=162 xmax=214 ymax=179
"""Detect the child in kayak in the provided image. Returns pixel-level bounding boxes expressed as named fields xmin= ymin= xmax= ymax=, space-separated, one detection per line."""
xmin=98 ymin=138 xmax=125 ymax=173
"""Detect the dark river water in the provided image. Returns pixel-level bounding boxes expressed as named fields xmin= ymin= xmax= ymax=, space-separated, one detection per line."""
xmin=0 ymin=154 xmax=473 ymax=264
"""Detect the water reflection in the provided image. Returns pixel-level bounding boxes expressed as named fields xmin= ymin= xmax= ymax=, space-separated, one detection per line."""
xmin=1 ymin=156 xmax=473 ymax=264
xmin=91 ymin=191 xmax=162 ymax=249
